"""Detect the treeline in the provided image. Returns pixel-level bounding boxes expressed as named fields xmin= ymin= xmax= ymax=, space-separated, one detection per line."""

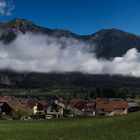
xmin=0 ymin=71 xmax=140 ymax=99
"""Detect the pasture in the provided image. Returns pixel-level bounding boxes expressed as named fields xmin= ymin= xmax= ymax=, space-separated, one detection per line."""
xmin=0 ymin=112 xmax=140 ymax=140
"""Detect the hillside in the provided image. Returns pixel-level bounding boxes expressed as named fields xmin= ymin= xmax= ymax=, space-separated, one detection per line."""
xmin=0 ymin=71 xmax=140 ymax=98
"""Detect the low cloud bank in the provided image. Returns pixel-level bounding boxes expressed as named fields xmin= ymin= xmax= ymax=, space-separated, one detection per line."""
xmin=0 ymin=32 xmax=140 ymax=77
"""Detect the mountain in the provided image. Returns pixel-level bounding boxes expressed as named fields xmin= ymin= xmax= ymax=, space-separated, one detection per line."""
xmin=90 ymin=29 xmax=140 ymax=59
xmin=0 ymin=18 xmax=79 ymax=43
xmin=1 ymin=18 xmax=140 ymax=97
xmin=1 ymin=18 xmax=140 ymax=59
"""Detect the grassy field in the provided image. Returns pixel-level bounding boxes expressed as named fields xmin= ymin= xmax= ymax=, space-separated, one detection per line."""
xmin=0 ymin=112 xmax=140 ymax=140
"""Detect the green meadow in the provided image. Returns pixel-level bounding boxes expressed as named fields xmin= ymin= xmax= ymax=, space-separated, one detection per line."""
xmin=0 ymin=112 xmax=140 ymax=140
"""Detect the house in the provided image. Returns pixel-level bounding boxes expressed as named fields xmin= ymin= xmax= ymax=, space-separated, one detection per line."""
xmin=37 ymin=100 xmax=48 ymax=113
xmin=68 ymin=99 xmax=96 ymax=116
xmin=96 ymin=100 xmax=128 ymax=116
xmin=47 ymin=99 xmax=65 ymax=118
xmin=125 ymin=98 xmax=140 ymax=112
xmin=84 ymin=100 xmax=96 ymax=116
xmin=128 ymin=102 xmax=140 ymax=112
xmin=0 ymin=96 xmax=18 ymax=116
xmin=0 ymin=102 xmax=13 ymax=116
xmin=68 ymin=99 xmax=86 ymax=116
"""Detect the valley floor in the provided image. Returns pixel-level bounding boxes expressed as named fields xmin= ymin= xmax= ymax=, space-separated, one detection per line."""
xmin=0 ymin=112 xmax=140 ymax=140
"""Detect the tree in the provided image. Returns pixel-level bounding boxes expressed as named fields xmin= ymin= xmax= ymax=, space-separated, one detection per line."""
xmin=96 ymin=87 xmax=103 ymax=97
xmin=12 ymin=105 xmax=32 ymax=120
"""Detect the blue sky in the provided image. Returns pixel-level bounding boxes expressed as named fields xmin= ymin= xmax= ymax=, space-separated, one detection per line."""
xmin=1 ymin=0 xmax=140 ymax=35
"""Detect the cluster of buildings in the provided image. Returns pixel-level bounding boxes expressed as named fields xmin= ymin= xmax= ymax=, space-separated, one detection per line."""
xmin=0 ymin=96 xmax=139 ymax=119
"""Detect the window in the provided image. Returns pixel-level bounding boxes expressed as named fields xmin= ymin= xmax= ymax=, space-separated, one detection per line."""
xmin=50 ymin=105 xmax=59 ymax=112
xmin=50 ymin=108 xmax=53 ymax=112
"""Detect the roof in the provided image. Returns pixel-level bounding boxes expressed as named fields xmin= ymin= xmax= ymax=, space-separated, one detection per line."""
xmin=60 ymin=100 xmax=68 ymax=105
xmin=69 ymin=99 xmax=96 ymax=110
xmin=74 ymin=100 xmax=87 ymax=110
xmin=86 ymin=100 xmax=96 ymax=107
xmin=0 ymin=96 xmax=37 ymax=109
xmin=18 ymin=98 xmax=27 ymax=104
xmin=0 ymin=96 xmax=19 ymax=109
xmin=54 ymin=100 xmax=65 ymax=108
xmin=0 ymin=96 xmax=16 ymax=101
xmin=128 ymin=102 xmax=140 ymax=108
xmin=26 ymin=99 xmax=37 ymax=108
xmin=68 ymin=99 xmax=85 ymax=107
xmin=17 ymin=98 xmax=37 ymax=108
xmin=96 ymin=100 xmax=128 ymax=112
xmin=109 ymin=98 xmax=124 ymax=101
xmin=125 ymin=98 xmax=134 ymax=103
xmin=48 ymin=99 xmax=65 ymax=109
xmin=38 ymin=100 xmax=48 ymax=107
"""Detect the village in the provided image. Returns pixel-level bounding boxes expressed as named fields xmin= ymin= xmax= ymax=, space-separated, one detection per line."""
xmin=0 ymin=95 xmax=139 ymax=120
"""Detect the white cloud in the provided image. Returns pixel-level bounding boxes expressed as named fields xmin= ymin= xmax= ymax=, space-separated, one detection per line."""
xmin=0 ymin=0 xmax=6 ymax=15
xmin=0 ymin=0 xmax=15 ymax=16
xmin=0 ymin=32 xmax=140 ymax=77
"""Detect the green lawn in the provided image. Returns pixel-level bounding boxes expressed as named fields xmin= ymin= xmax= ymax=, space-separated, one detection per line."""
xmin=0 ymin=112 xmax=140 ymax=140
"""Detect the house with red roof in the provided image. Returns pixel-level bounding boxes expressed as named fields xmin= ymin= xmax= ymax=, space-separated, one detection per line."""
xmin=68 ymin=98 xmax=128 ymax=117
xmin=96 ymin=100 xmax=128 ymax=116
xmin=68 ymin=99 xmax=96 ymax=116
xmin=67 ymin=99 xmax=86 ymax=116
xmin=0 ymin=96 xmax=19 ymax=116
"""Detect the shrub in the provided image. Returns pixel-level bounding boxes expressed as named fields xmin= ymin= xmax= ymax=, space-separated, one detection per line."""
xmin=12 ymin=105 xmax=32 ymax=120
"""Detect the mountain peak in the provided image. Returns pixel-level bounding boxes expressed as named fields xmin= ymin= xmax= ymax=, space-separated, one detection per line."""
xmin=92 ymin=28 xmax=137 ymax=37
xmin=0 ymin=18 xmax=48 ymax=34
xmin=7 ymin=18 xmax=38 ymax=28
xmin=9 ymin=18 xmax=28 ymax=23
xmin=0 ymin=18 xmax=32 ymax=27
